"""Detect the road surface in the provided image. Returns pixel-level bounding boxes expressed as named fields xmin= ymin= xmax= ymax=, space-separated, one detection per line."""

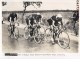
xmin=2 ymin=21 xmax=78 ymax=53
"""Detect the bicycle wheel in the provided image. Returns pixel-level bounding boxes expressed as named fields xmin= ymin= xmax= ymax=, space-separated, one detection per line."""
xmin=14 ymin=27 xmax=19 ymax=40
xmin=45 ymin=28 xmax=53 ymax=42
xmin=57 ymin=31 xmax=70 ymax=49
xmin=8 ymin=25 xmax=14 ymax=39
xmin=34 ymin=26 xmax=45 ymax=44
xmin=24 ymin=27 xmax=30 ymax=39
xmin=8 ymin=25 xmax=11 ymax=35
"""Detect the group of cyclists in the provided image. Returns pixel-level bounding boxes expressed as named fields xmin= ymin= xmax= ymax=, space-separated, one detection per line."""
xmin=7 ymin=11 xmax=79 ymax=44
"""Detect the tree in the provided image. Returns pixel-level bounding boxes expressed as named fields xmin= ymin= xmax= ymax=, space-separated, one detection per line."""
xmin=22 ymin=1 xmax=42 ymax=23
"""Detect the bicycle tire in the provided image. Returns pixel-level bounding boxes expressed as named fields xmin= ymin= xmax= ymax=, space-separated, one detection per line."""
xmin=34 ymin=26 xmax=45 ymax=44
xmin=57 ymin=31 xmax=70 ymax=49
xmin=45 ymin=28 xmax=53 ymax=42
xmin=14 ymin=27 xmax=19 ymax=40
xmin=34 ymin=35 xmax=42 ymax=44
xmin=24 ymin=27 xmax=30 ymax=39
xmin=8 ymin=25 xmax=14 ymax=39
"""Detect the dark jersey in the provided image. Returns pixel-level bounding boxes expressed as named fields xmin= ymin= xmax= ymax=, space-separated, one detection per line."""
xmin=47 ymin=15 xmax=62 ymax=26
xmin=73 ymin=12 xmax=79 ymax=21
xmin=73 ymin=13 xmax=77 ymax=21
xmin=32 ymin=14 xmax=42 ymax=22
xmin=47 ymin=18 xmax=53 ymax=25
xmin=8 ymin=13 xmax=17 ymax=22
xmin=29 ymin=17 xmax=35 ymax=25
xmin=26 ymin=15 xmax=35 ymax=25
xmin=26 ymin=14 xmax=42 ymax=25
xmin=51 ymin=15 xmax=56 ymax=21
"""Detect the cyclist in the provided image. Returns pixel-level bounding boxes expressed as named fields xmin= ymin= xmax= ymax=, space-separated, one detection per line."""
xmin=36 ymin=13 xmax=42 ymax=24
xmin=8 ymin=12 xmax=17 ymax=35
xmin=25 ymin=13 xmax=42 ymax=37
xmin=26 ymin=14 xmax=36 ymax=37
xmin=47 ymin=14 xmax=63 ymax=44
xmin=33 ymin=13 xmax=42 ymax=29
xmin=72 ymin=11 xmax=79 ymax=35
xmin=72 ymin=11 xmax=79 ymax=29
xmin=31 ymin=13 xmax=42 ymax=25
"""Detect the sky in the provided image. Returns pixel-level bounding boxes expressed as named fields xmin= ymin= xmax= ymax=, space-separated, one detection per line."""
xmin=2 ymin=0 xmax=77 ymax=11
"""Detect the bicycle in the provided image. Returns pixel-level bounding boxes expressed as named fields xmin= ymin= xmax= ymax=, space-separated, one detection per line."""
xmin=24 ymin=24 xmax=45 ymax=44
xmin=8 ymin=22 xmax=19 ymax=40
xmin=45 ymin=25 xmax=70 ymax=49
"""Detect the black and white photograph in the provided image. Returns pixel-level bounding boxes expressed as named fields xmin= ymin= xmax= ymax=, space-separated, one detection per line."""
xmin=2 ymin=0 xmax=79 ymax=54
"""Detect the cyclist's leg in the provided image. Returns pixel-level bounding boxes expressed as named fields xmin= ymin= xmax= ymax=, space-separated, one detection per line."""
xmin=13 ymin=25 xmax=15 ymax=32
xmin=29 ymin=25 xmax=34 ymax=36
xmin=53 ymin=25 xmax=59 ymax=40
xmin=10 ymin=22 xmax=14 ymax=35
xmin=11 ymin=26 xmax=13 ymax=35
xmin=52 ymin=26 xmax=56 ymax=44
xmin=29 ymin=25 xmax=32 ymax=36
xmin=12 ymin=22 xmax=15 ymax=34
xmin=50 ymin=25 xmax=52 ymax=32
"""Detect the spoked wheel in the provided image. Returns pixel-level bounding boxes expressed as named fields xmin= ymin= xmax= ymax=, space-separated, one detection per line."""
xmin=34 ymin=26 xmax=45 ymax=44
xmin=24 ymin=27 xmax=30 ymax=39
xmin=45 ymin=28 xmax=53 ymax=42
xmin=14 ymin=27 xmax=19 ymax=40
xmin=57 ymin=31 xmax=70 ymax=49
xmin=34 ymin=34 xmax=43 ymax=44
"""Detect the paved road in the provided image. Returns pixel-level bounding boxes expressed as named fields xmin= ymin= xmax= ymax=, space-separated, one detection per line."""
xmin=2 ymin=22 xmax=78 ymax=53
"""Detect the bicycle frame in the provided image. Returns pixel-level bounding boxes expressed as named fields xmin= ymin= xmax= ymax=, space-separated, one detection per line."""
xmin=8 ymin=21 xmax=19 ymax=39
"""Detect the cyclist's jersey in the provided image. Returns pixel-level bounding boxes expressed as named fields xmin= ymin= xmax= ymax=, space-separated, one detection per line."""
xmin=8 ymin=13 xmax=17 ymax=22
xmin=47 ymin=15 xmax=62 ymax=26
xmin=29 ymin=16 xmax=35 ymax=25
xmin=54 ymin=19 xmax=62 ymax=26
xmin=47 ymin=15 xmax=56 ymax=26
xmin=32 ymin=14 xmax=42 ymax=22
xmin=73 ymin=12 xmax=79 ymax=21
xmin=26 ymin=14 xmax=42 ymax=25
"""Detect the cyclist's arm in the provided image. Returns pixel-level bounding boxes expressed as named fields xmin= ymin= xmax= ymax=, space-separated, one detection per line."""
xmin=61 ymin=20 xmax=63 ymax=26
xmin=52 ymin=20 xmax=54 ymax=27
xmin=60 ymin=20 xmax=63 ymax=28
xmin=60 ymin=20 xmax=66 ymax=30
